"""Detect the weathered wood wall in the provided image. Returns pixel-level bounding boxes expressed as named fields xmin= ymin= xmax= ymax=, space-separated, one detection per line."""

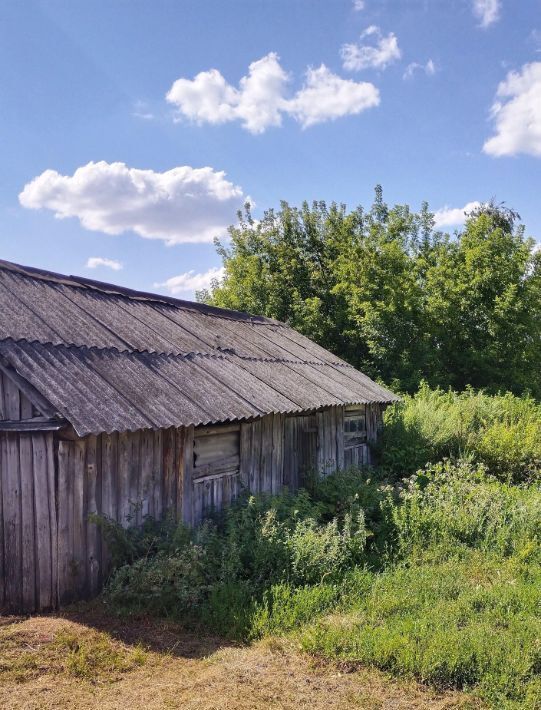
xmin=0 ymin=376 xmax=386 ymax=613
xmin=0 ymin=372 xmax=58 ymax=613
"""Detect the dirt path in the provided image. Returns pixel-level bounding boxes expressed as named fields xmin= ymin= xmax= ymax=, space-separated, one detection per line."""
xmin=0 ymin=610 xmax=482 ymax=709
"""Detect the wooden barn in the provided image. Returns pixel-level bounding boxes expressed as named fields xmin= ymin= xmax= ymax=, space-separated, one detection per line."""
xmin=0 ymin=259 xmax=397 ymax=613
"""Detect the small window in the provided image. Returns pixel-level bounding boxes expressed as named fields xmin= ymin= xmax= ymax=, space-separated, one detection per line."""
xmin=193 ymin=424 xmax=240 ymax=479
xmin=344 ymin=407 xmax=367 ymax=447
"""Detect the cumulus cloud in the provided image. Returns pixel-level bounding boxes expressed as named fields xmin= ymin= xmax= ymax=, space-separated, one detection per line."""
xmin=341 ymin=26 xmax=401 ymax=72
xmin=166 ymin=53 xmax=379 ymax=133
xmin=472 ymin=0 xmax=501 ymax=28
xmin=483 ymin=62 xmax=541 ymax=157
xmin=287 ymin=65 xmax=380 ymax=127
xmin=433 ymin=201 xmax=481 ymax=228
xmin=155 ymin=266 xmax=225 ymax=296
xmin=403 ymin=59 xmax=436 ymax=80
xmin=86 ymin=257 xmax=123 ymax=271
xmin=19 ymin=161 xmax=244 ymax=245
xmin=353 ymin=0 xmax=365 ymax=9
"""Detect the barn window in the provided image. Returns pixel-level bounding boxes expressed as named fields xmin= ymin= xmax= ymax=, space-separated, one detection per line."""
xmin=344 ymin=407 xmax=367 ymax=445
xmin=344 ymin=406 xmax=370 ymax=466
xmin=193 ymin=423 xmax=240 ymax=479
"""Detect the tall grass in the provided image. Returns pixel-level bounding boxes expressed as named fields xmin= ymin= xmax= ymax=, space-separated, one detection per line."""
xmin=380 ymin=384 xmax=541 ymax=482
xmin=98 ymin=387 xmax=541 ymax=708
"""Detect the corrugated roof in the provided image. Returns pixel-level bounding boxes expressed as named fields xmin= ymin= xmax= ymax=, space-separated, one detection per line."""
xmin=0 ymin=260 xmax=397 ymax=435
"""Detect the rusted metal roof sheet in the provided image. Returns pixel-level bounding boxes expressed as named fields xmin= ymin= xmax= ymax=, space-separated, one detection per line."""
xmin=0 ymin=260 xmax=398 ymax=435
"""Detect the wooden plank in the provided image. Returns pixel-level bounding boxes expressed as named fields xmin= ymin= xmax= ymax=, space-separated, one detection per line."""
xmin=194 ymin=423 xmax=241 ymax=438
xmin=336 ymin=406 xmax=345 ymax=470
xmin=152 ymin=430 xmax=163 ymax=519
xmin=3 ymin=433 xmax=22 ymax=611
xmin=0 ymin=418 xmax=67 ymax=432
xmin=0 ymin=433 xmax=6 ymax=607
xmin=162 ymin=428 xmax=175 ymax=516
xmin=239 ymin=422 xmax=252 ymax=492
xmin=192 ymin=455 xmax=239 ymax=479
xmin=20 ymin=394 xmax=33 ymax=421
xmin=45 ymin=433 xmax=57 ymax=609
xmin=100 ymin=433 xmax=117 ymax=521
xmin=0 ymin=373 xmax=5 ymax=419
xmin=271 ymin=414 xmax=283 ymax=495
xmin=129 ymin=431 xmax=141 ymax=526
xmin=32 ymin=433 xmax=52 ymax=610
xmin=85 ymin=435 xmax=100 ymax=598
xmin=249 ymin=419 xmax=262 ymax=494
xmin=57 ymin=441 xmax=72 ymax=606
xmin=19 ymin=433 xmax=35 ymax=611
xmin=3 ymin=376 xmax=20 ymax=420
xmin=73 ymin=439 xmax=87 ymax=597
xmin=182 ymin=425 xmax=194 ymax=526
xmin=118 ymin=432 xmax=131 ymax=526
xmin=140 ymin=430 xmax=154 ymax=520
xmin=315 ymin=411 xmax=324 ymax=476
xmin=175 ymin=428 xmax=185 ymax=518
xmin=261 ymin=416 xmax=274 ymax=494
xmin=192 ymin=480 xmax=203 ymax=526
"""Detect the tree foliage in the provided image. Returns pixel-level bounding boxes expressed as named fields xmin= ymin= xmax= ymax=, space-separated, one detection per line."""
xmin=200 ymin=188 xmax=541 ymax=396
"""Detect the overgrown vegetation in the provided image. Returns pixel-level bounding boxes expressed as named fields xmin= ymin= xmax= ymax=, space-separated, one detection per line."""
xmin=380 ymin=384 xmax=541 ymax=482
xmin=97 ymin=388 xmax=541 ymax=708
xmin=201 ymin=192 xmax=541 ymax=398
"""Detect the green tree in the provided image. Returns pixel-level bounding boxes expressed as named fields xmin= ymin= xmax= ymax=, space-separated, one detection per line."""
xmin=201 ymin=189 xmax=541 ymax=397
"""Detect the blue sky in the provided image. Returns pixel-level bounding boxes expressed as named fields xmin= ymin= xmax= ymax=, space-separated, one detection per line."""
xmin=1 ymin=0 xmax=540 ymax=298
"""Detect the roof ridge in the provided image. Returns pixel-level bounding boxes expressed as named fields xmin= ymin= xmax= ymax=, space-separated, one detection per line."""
xmin=0 ymin=337 xmax=354 ymax=368
xmin=0 ymin=258 xmax=285 ymax=327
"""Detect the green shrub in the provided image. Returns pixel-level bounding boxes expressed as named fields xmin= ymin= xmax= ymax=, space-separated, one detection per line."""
xmin=380 ymin=384 xmax=541 ymax=482
xmin=393 ymin=460 xmax=541 ymax=560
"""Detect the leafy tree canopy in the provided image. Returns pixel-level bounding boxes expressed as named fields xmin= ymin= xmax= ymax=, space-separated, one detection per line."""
xmin=199 ymin=187 xmax=541 ymax=396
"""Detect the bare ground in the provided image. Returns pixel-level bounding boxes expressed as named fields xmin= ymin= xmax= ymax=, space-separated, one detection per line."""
xmin=0 ymin=607 xmax=483 ymax=709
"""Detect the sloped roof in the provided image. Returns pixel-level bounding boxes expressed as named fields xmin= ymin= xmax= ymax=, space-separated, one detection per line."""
xmin=0 ymin=260 xmax=397 ymax=435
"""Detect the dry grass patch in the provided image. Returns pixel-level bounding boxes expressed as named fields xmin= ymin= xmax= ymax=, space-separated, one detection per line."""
xmin=0 ymin=610 xmax=482 ymax=709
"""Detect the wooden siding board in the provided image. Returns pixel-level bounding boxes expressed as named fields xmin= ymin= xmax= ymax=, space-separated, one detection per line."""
xmin=45 ymin=433 xmax=58 ymax=609
xmin=19 ymin=433 xmax=36 ymax=611
xmin=57 ymin=441 xmax=72 ymax=605
xmin=118 ymin=432 xmax=130 ymax=526
xmin=73 ymin=439 xmax=87 ymax=598
xmin=85 ymin=435 xmax=100 ymax=597
xmin=141 ymin=429 xmax=154 ymax=519
xmin=0 ymin=432 xmax=5 ymax=607
xmin=249 ymin=419 xmax=262 ymax=494
xmin=152 ymin=430 xmax=163 ymax=519
xmin=32 ymin=433 xmax=52 ymax=609
xmin=182 ymin=425 xmax=194 ymax=526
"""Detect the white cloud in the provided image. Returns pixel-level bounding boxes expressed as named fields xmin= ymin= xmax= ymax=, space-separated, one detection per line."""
xmin=167 ymin=53 xmax=288 ymax=134
xmin=341 ymin=26 xmax=401 ymax=72
xmin=287 ymin=65 xmax=380 ymax=128
xmin=403 ymin=59 xmax=436 ymax=80
xmin=433 ymin=201 xmax=481 ymax=228
xmin=166 ymin=53 xmax=379 ymax=133
xmin=155 ymin=266 xmax=225 ymax=295
xmin=86 ymin=257 xmax=123 ymax=271
xmin=483 ymin=62 xmax=541 ymax=157
xmin=353 ymin=0 xmax=365 ymax=10
xmin=19 ymin=161 xmax=244 ymax=245
xmin=472 ymin=0 xmax=501 ymax=28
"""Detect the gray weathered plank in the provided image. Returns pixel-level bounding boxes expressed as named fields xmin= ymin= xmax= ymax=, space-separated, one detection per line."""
xmin=32 ymin=433 xmax=52 ymax=609
xmin=73 ymin=439 xmax=87 ymax=597
xmin=57 ymin=441 xmax=73 ymax=605
xmin=85 ymin=435 xmax=100 ymax=597
xmin=19 ymin=433 xmax=36 ymax=611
